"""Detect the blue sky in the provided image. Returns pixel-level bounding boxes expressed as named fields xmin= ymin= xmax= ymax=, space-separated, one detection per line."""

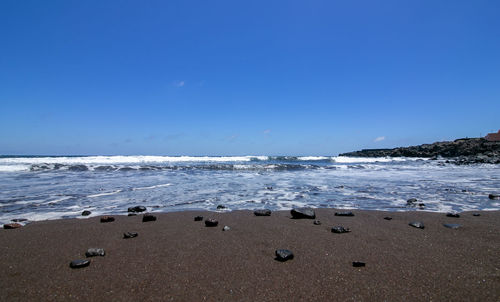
xmin=1 ymin=0 xmax=499 ymax=155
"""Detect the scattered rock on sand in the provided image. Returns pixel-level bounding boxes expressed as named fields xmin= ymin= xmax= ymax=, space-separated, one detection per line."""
xmin=331 ymin=226 xmax=351 ymax=233
xmin=128 ymin=213 xmax=137 ymax=216
xmin=473 ymin=213 xmax=481 ymax=216
xmin=222 ymin=226 xmax=230 ymax=231
xmin=352 ymin=261 xmax=366 ymax=267
xmin=70 ymin=259 xmax=90 ymax=269
xmin=123 ymin=232 xmax=138 ymax=239
xmin=446 ymin=213 xmax=460 ymax=218
xmin=335 ymin=211 xmax=354 ymax=217
xmin=407 ymin=198 xmax=418 ymax=206
xmin=194 ymin=216 xmax=203 ymax=221
xmin=216 ymin=205 xmax=227 ymax=210
xmin=205 ymin=219 xmax=218 ymax=227
xmin=81 ymin=210 xmax=91 ymax=216
xmin=254 ymin=209 xmax=271 ymax=216
xmin=11 ymin=218 xmax=27 ymax=222
xmin=128 ymin=206 xmax=147 ymax=213
xmin=142 ymin=214 xmax=157 ymax=222
xmin=275 ymin=249 xmax=294 ymax=262
xmin=409 ymin=221 xmax=425 ymax=229
xmin=100 ymin=216 xmax=115 ymax=223
xmin=383 ymin=217 xmax=392 ymax=220
xmin=290 ymin=207 xmax=316 ymax=219
xmin=443 ymin=223 xmax=461 ymax=229
xmin=3 ymin=223 xmax=22 ymax=229
xmin=489 ymin=193 xmax=500 ymax=200
xmin=313 ymin=220 xmax=321 ymax=225
xmin=85 ymin=248 xmax=105 ymax=257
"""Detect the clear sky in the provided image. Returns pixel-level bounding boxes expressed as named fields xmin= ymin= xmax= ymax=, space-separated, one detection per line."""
xmin=1 ymin=0 xmax=499 ymax=156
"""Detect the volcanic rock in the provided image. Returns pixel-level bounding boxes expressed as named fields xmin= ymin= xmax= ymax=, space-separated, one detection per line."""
xmin=473 ymin=213 xmax=481 ymax=216
xmin=85 ymin=248 xmax=105 ymax=257
xmin=335 ymin=211 xmax=354 ymax=217
xmin=128 ymin=206 xmax=147 ymax=213
xmin=489 ymin=193 xmax=500 ymax=200
xmin=3 ymin=223 xmax=22 ymax=229
xmin=352 ymin=261 xmax=366 ymax=267
xmin=81 ymin=210 xmax=91 ymax=216
xmin=409 ymin=221 xmax=425 ymax=229
xmin=290 ymin=207 xmax=316 ymax=219
xmin=11 ymin=218 xmax=27 ymax=222
xmin=205 ymin=219 xmax=218 ymax=227
xmin=275 ymin=249 xmax=294 ymax=262
xmin=142 ymin=214 xmax=157 ymax=222
xmin=216 ymin=205 xmax=227 ymax=210
xmin=70 ymin=259 xmax=90 ymax=269
xmin=443 ymin=223 xmax=461 ymax=229
xmin=383 ymin=217 xmax=393 ymax=220
xmin=446 ymin=213 xmax=460 ymax=218
xmin=406 ymin=198 xmax=418 ymax=206
xmin=331 ymin=226 xmax=351 ymax=233
xmin=123 ymin=232 xmax=138 ymax=239
xmin=194 ymin=216 xmax=203 ymax=221
xmin=254 ymin=209 xmax=271 ymax=216
xmin=100 ymin=216 xmax=115 ymax=223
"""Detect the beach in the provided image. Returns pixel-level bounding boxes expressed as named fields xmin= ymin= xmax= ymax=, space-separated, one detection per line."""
xmin=1 ymin=209 xmax=499 ymax=301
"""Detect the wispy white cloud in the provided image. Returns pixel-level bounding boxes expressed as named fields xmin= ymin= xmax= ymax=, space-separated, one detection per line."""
xmin=374 ymin=136 xmax=385 ymax=142
xmin=173 ymin=80 xmax=185 ymax=87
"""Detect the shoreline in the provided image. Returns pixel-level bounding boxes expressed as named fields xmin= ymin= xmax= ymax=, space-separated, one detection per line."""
xmin=1 ymin=208 xmax=499 ymax=301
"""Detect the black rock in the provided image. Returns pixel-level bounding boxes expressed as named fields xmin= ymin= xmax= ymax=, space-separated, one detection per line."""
xmin=100 ymin=216 xmax=115 ymax=223
xmin=446 ymin=213 xmax=460 ymax=218
xmin=123 ymin=232 xmax=138 ymax=239
xmin=473 ymin=213 xmax=481 ymax=216
xmin=443 ymin=223 xmax=461 ymax=229
xmin=222 ymin=226 xmax=230 ymax=231
xmin=335 ymin=211 xmax=354 ymax=217
xmin=409 ymin=221 xmax=425 ymax=229
xmin=142 ymin=214 xmax=157 ymax=222
xmin=488 ymin=193 xmax=500 ymax=200
xmin=275 ymin=249 xmax=294 ymax=262
xmin=128 ymin=213 xmax=137 ymax=216
xmin=352 ymin=261 xmax=366 ymax=267
xmin=418 ymin=203 xmax=426 ymax=208
xmin=290 ymin=207 xmax=316 ymax=219
xmin=128 ymin=206 xmax=147 ymax=213
xmin=81 ymin=210 xmax=91 ymax=216
xmin=205 ymin=219 xmax=218 ymax=227
xmin=406 ymin=198 xmax=418 ymax=206
xmin=3 ymin=223 xmax=22 ymax=229
xmin=216 ymin=205 xmax=227 ymax=210
xmin=70 ymin=259 xmax=90 ymax=269
xmin=85 ymin=248 xmax=105 ymax=257
xmin=11 ymin=218 xmax=28 ymax=222
xmin=331 ymin=226 xmax=351 ymax=233
xmin=313 ymin=220 xmax=321 ymax=225
xmin=194 ymin=216 xmax=204 ymax=221
xmin=266 ymin=186 xmax=273 ymax=190
xmin=254 ymin=209 xmax=271 ymax=216
xmin=383 ymin=217 xmax=392 ymax=220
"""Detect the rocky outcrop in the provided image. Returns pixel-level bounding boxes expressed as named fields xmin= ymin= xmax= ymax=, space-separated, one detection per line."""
xmin=340 ymin=138 xmax=500 ymax=164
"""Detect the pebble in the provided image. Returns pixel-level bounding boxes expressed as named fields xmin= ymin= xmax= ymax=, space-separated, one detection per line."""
xmin=488 ymin=194 xmax=500 ymax=200
xmin=313 ymin=220 xmax=321 ymax=225
xmin=290 ymin=207 xmax=316 ymax=219
xmin=194 ymin=216 xmax=204 ymax=221
xmin=352 ymin=261 xmax=366 ymax=267
xmin=443 ymin=223 xmax=461 ymax=229
xmin=11 ymin=218 xmax=28 ymax=222
xmin=331 ymin=226 xmax=351 ymax=233
xmin=3 ymin=223 xmax=22 ymax=229
xmin=254 ymin=209 xmax=271 ymax=216
xmin=205 ymin=219 xmax=218 ymax=227
xmin=418 ymin=203 xmax=426 ymax=208
xmin=446 ymin=213 xmax=460 ymax=218
xmin=100 ymin=216 xmax=115 ymax=223
xmin=123 ymin=232 xmax=138 ymax=239
xmin=70 ymin=259 xmax=90 ymax=269
xmin=142 ymin=214 xmax=157 ymax=222
xmin=275 ymin=249 xmax=294 ymax=262
xmin=473 ymin=213 xmax=481 ymax=216
xmin=128 ymin=206 xmax=147 ymax=213
xmin=383 ymin=217 xmax=392 ymax=220
xmin=216 ymin=205 xmax=227 ymax=210
xmin=406 ymin=198 xmax=418 ymax=206
xmin=335 ymin=211 xmax=354 ymax=217
xmin=81 ymin=210 xmax=91 ymax=216
xmin=85 ymin=248 xmax=105 ymax=257
xmin=222 ymin=226 xmax=230 ymax=231
xmin=409 ymin=221 xmax=425 ymax=229
xmin=128 ymin=213 xmax=137 ymax=216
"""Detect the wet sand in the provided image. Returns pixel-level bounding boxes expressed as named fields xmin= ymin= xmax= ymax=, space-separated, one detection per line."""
xmin=1 ymin=209 xmax=499 ymax=301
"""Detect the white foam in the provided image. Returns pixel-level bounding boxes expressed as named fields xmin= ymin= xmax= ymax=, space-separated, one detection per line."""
xmin=133 ymin=183 xmax=172 ymax=190
xmin=296 ymin=156 xmax=331 ymax=161
xmin=0 ymin=165 xmax=30 ymax=172
xmin=87 ymin=190 xmax=122 ymax=198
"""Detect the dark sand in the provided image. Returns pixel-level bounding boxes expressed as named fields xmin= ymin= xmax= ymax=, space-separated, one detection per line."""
xmin=1 ymin=209 xmax=499 ymax=301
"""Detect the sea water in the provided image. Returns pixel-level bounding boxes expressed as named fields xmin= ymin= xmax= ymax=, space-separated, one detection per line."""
xmin=0 ymin=155 xmax=499 ymax=224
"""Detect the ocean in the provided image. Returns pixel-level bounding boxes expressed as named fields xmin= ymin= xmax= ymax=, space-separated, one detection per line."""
xmin=1 ymin=155 xmax=499 ymax=225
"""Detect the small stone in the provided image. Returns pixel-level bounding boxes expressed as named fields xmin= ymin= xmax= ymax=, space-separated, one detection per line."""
xmin=128 ymin=213 xmax=137 ymax=216
xmin=222 ymin=226 xmax=230 ymax=231
xmin=418 ymin=203 xmax=426 ymax=208
xmin=70 ymin=259 xmax=90 ymax=269
xmin=290 ymin=207 xmax=316 ymax=219
xmin=123 ymin=232 xmax=138 ymax=239
xmin=11 ymin=218 xmax=28 ymax=222
xmin=275 ymin=249 xmax=294 ymax=262
xmin=3 ymin=223 xmax=22 ymax=229
xmin=100 ymin=216 xmax=115 ymax=223
xmin=335 ymin=211 xmax=354 ymax=217
xmin=216 ymin=205 xmax=227 ymax=210
xmin=266 ymin=186 xmax=273 ymax=190
xmin=85 ymin=248 xmax=105 ymax=257
xmin=407 ymin=198 xmax=418 ymax=206
xmin=128 ymin=206 xmax=147 ymax=213
xmin=254 ymin=209 xmax=271 ymax=216
xmin=473 ymin=213 xmax=481 ymax=216
xmin=331 ymin=226 xmax=351 ymax=233
xmin=383 ymin=217 xmax=392 ymax=220
xmin=194 ymin=216 xmax=204 ymax=221
xmin=352 ymin=261 xmax=366 ymax=267
xmin=446 ymin=213 xmax=460 ymax=218
xmin=488 ymin=194 xmax=500 ymax=200
xmin=142 ymin=214 xmax=156 ymax=222
xmin=443 ymin=223 xmax=461 ymax=229
xmin=81 ymin=210 xmax=91 ymax=216
xmin=205 ymin=219 xmax=218 ymax=227
xmin=409 ymin=221 xmax=425 ymax=229
xmin=313 ymin=220 xmax=321 ymax=225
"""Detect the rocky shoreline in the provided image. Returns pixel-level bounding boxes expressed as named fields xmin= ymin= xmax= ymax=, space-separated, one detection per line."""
xmin=340 ymin=138 xmax=500 ymax=164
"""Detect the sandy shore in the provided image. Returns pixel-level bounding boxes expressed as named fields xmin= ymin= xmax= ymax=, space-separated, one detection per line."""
xmin=1 ymin=209 xmax=499 ymax=301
